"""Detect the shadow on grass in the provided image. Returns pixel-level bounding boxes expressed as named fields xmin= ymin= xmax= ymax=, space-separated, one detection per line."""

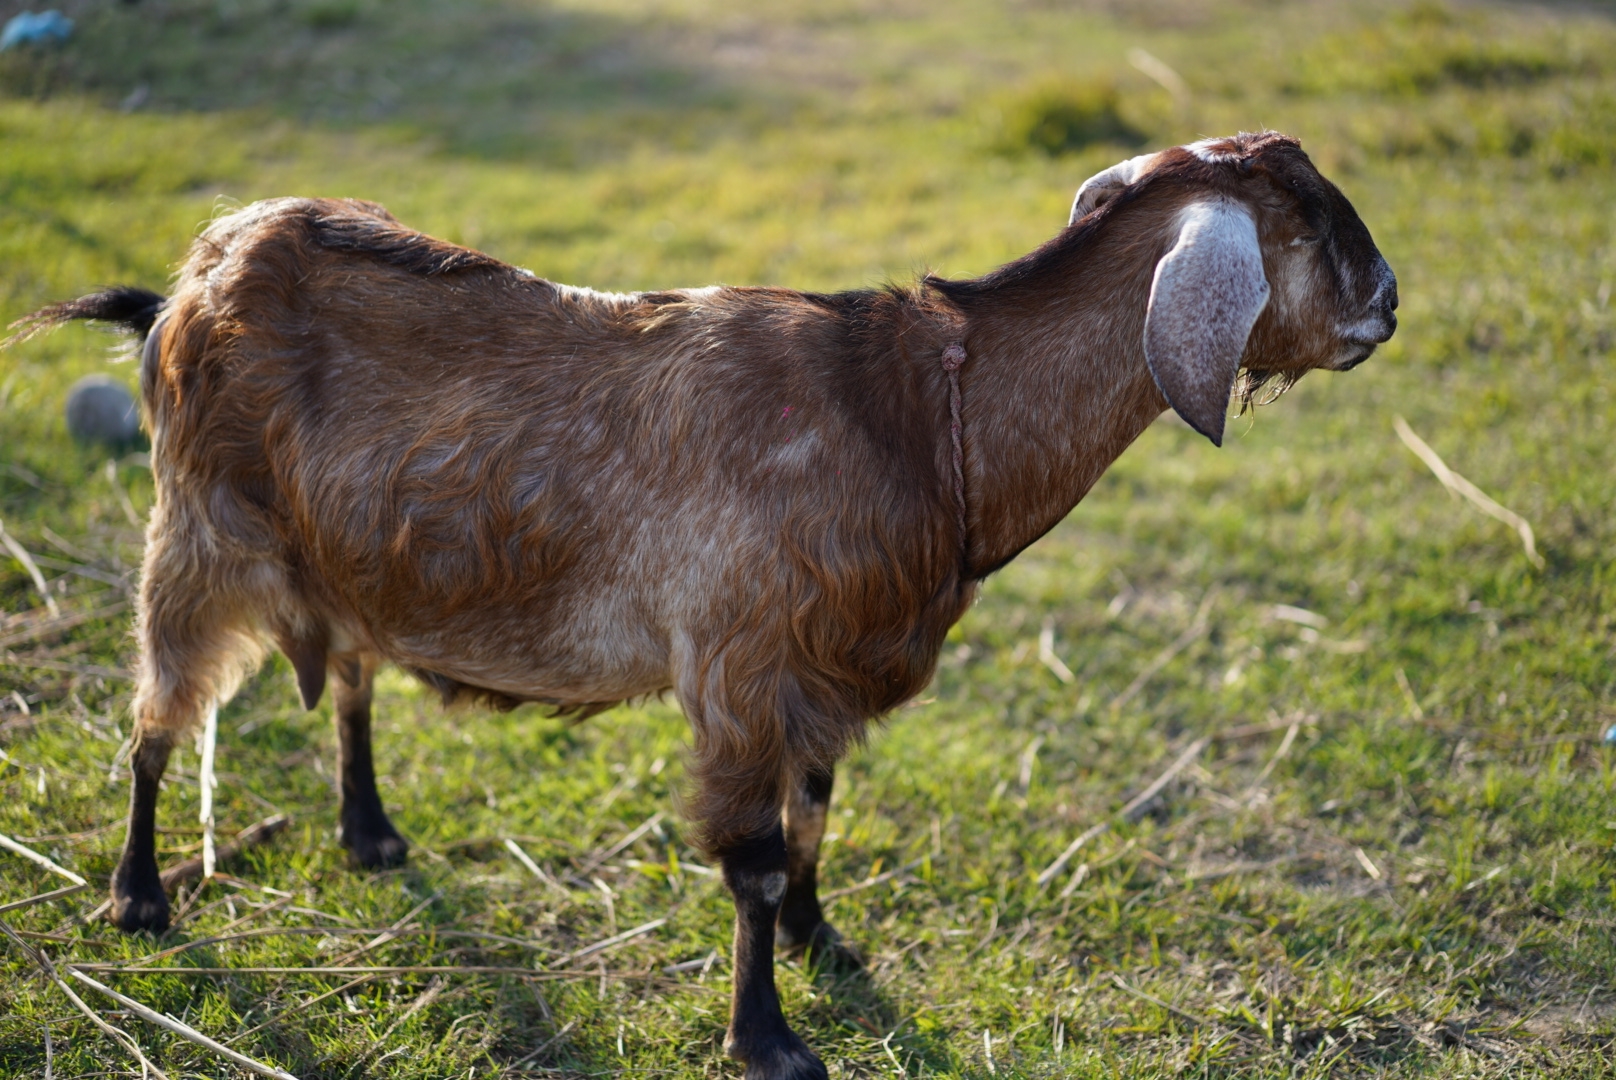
xmin=0 ymin=0 xmax=773 ymax=161
xmin=784 ymin=945 xmax=959 ymax=1077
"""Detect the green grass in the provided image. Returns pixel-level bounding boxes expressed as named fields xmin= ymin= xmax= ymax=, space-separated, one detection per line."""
xmin=3 ymin=0 xmax=1616 ymax=1076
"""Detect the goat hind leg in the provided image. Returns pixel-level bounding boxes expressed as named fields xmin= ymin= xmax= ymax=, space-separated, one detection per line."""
xmin=109 ymin=727 xmax=174 ymax=932
xmin=333 ymin=656 xmax=408 ymax=869
xmin=113 ymin=572 xmax=243 ymax=932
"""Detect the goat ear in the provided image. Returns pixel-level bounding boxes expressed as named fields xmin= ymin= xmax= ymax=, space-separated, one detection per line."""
xmin=1143 ymin=199 xmax=1270 ymax=447
xmin=1069 ymin=153 xmax=1156 ymax=224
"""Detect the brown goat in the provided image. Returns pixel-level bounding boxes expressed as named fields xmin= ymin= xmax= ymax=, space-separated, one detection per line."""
xmin=16 ymin=131 xmax=1395 ymax=1079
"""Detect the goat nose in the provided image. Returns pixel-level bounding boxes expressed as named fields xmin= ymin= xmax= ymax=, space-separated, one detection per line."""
xmin=1377 ymin=264 xmax=1399 ymax=312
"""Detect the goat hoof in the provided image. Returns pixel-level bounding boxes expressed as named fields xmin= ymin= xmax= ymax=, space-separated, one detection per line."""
xmin=343 ymin=824 xmax=409 ymax=869
xmin=777 ymin=920 xmax=863 ymax=971
xmin=727 ymin=1030 xmax=828 ymax=1080
xmin=109 ymin=882 xmax=170 ymax=934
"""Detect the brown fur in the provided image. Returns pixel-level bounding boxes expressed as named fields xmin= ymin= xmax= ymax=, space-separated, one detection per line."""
xmin=117 ymin=132 xmax=1390 ymax=850
xmin=17 ymin=130 xmax=1394 ymax=1079
xmin=131 ymin=195 xmax=978 ymax=851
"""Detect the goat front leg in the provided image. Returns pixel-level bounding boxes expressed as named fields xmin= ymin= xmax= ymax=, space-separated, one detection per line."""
xmin=109 ymin=728 xmax=174 ymax=932
xmin=720 ymin=824 xmax=828 ymax=1080
xmin=333 ymin=657 xmax=408 ymax=869
xmin=776 ymin=765 xmax=859 ymax=967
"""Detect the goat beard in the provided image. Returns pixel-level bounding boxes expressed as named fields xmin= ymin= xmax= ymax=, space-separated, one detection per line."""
xmin=1231 ymin=367 xmax=1303 ymax=415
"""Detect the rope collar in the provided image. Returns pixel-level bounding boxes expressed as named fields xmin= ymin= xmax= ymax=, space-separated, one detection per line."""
xmin=941 ymin=341 xmax=968 ymax=555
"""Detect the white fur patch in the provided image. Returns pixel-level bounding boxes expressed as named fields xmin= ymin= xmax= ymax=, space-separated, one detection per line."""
xmin=761 ymin=870 xmax=787 ymax=905
xmin=551 ymin=282 xmax=637 ymax=304
xmin=1185 ymin=138 xmax=1241 ymax=164
xmin=761 ymin=428 xmax=820 ymax=471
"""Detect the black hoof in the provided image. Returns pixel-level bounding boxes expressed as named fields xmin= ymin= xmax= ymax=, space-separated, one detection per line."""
xmin=109 ymin=880 xmax=170 ymax=933
xmin=777 ymin=919 xmax=863 ymax=971
xmin=727 ymin=1030 xmax=828 ymax=1080
xmin=342 ymin=822 xmax=410 ymax=869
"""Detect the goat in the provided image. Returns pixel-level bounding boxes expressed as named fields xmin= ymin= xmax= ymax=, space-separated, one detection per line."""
xmin=14 ymin=131 xmax=1395 ymax=1080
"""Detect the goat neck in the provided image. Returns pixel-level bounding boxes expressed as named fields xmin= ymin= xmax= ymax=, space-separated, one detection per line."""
xmin=939 ymin=203 xmax=1176 ymax=577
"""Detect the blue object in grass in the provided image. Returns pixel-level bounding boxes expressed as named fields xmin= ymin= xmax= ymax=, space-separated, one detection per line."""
xmin=0 ymin=10 xmax=74 ymax=51
xmin=1604 ymin=722 xmax=1616 ymax=745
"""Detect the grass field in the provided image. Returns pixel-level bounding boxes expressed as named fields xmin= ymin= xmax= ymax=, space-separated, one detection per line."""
xmin=3 ymin=0 xmax=1616 ymax=1076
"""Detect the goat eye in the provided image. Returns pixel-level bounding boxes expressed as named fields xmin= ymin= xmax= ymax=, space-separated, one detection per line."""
xmin=1289 ymin=235 xmax=1321 ymax=248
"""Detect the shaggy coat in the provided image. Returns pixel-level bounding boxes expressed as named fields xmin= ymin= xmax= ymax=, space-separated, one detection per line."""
xmin=136 ymin=201 xmax=979 ymax=849
xmin=16 ymin=131 xmax=1397 ymax=1080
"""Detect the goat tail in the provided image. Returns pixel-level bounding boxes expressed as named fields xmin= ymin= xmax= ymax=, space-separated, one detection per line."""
xmin=4 ymin=286 xmax=168 ymax=348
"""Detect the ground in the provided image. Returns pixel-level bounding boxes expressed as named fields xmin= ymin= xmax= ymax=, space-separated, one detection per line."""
xmin=1 ymin=0 xmax=1615 ymax=1076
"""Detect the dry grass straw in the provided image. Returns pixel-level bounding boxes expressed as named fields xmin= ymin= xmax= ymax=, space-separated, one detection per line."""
xmin=223 ymin=972 xmax=381 ymax=1047
xmin=42 ymin=883 xmax=662 ymax=1080
xmin=547 ymin=917 xmax=667 ymax=968
xmin=104 ymin=460 xmax=142 ymax=530
xmin=66 ymin=968 xmax=300 ymax=1080
xmin=509 ymin=1018 xmax=578 ymax=1069
xmin=1 ymin=656 xmax=132 ymax=679
xmin=29 ymin=550 xmax=134 ymax=595
xmin=361 ymin=974 xmax=446 ymax=1058
xmin=822 ymin=856 xmax=927 ymax=900
xmin=116 ymin=924 xmax=564 ymax=969
xmin=0 ymin=832 xmax=87 ymax=886
xmin=157 ymin=814 xmax=290 ymax=892
xmin=0 ymin=601 xmax=129 ymax=650
xmin=1394 ymin=415 xmax=1544 ymax=568
xmin=1182 ymin=852 xmax=1307 ymax=883
xmin=1239 ymin=719 xmax=1300 ymax=805
xmin=327 ymin=889 xmax=439 ymax=966
xmin=0 ymin=519 xmax=61 ymax=618
xmin=1109 ymin=590 xmax=1216 ymax=711
xmin=1036 ymin=736 xmax=1211 ymax=888
xmin=1127 ymin=47 xmax=1190 ymax=103
xmin=0 ymin=882 xmax=89 ymax=915
xmin=176 ymin=891 xmax=293 ymax=935
xmin=0 ymin=915 xmax=171 ymax=1080
xmin=1037 ymin=618 xmax=1076 ymax=684
xmin=1108 ymin=971 xmax=1217 ymax=1031
xmin=74 ymin=963 xmax=612 ymax=976
xmin=577 ymin=810 xmax=666 ymax=876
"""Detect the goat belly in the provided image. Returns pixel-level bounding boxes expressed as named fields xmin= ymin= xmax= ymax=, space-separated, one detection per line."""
xmin=375 ymin=599 xmax=678 ymax=709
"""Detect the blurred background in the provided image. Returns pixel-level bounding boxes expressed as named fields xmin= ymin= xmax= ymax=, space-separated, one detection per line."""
xmin=2 ymin=2 xmax=1616 ymax=1077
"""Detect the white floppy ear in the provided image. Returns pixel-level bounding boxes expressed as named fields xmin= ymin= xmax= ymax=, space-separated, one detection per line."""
xmin=1070 ymin=153 xmax=1156 ymax=225
xmin=1143 ymin=199 xmax=1270 ymax=446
